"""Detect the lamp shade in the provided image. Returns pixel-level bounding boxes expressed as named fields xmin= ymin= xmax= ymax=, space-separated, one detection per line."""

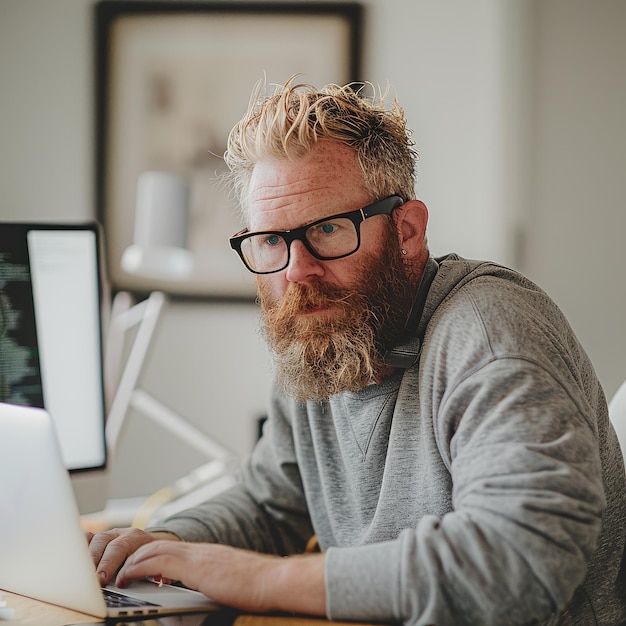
xmin=121 ymin=171 xmax=193 ymax=279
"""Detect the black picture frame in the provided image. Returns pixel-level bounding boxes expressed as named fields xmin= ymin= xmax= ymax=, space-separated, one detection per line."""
xmin=94 ymin=0 xmax=363 ymax=299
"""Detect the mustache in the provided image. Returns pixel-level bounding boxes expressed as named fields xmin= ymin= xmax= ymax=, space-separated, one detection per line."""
xmin=265 ymin=281 xmax=364 ymax=317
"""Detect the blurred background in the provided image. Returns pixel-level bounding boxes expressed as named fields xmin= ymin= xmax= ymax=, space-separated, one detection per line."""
xmin=1 ymin=0 xmax=625 ymax=509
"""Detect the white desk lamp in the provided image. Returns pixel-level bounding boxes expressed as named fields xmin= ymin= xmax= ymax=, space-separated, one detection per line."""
xmin=104 ymin=171 xmax=238 ymax=528
xmin=120 ymin=171 xmax=193 ymax=280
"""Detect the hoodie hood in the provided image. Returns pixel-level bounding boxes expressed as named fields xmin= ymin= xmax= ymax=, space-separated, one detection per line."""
xmin=385 ymin=253 xmax=528 ymax=368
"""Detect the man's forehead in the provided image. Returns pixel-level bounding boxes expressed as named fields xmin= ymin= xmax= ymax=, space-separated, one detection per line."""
xmin=247 ymin=150 xmax=369 ymax=230
xmin=247 ymin=193 xmax=334 ymax=232
xmin=250 ymin=144 xmax=359 ymax=186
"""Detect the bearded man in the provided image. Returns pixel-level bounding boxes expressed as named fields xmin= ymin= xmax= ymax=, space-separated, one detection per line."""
xmin=90 ymin=80 xmax=626 ymax=626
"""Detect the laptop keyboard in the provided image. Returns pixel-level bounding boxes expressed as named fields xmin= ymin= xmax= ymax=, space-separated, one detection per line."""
xmin=102 ymin=587 xmax=158 ymax=608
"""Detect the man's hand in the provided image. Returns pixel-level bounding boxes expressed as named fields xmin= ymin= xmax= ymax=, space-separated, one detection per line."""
xmin=115 ymin=541 xmax=326 ymax=616
xmin=87 ymin=528 xmax=180 ymax=585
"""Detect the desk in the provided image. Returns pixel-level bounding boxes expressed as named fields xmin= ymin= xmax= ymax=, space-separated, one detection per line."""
xmin=0 ymin=589 xmax=95 ymax=626
xmin=0 ymin=589 xmax=378 ymax=626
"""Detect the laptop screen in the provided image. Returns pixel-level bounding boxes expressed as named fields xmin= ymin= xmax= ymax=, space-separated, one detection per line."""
xmin=0 ymin=222 xmax=107 ymax=472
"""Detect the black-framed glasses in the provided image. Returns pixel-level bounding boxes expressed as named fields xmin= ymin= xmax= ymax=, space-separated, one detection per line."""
xmin=229 ymin=195 xmax=404 ymax=275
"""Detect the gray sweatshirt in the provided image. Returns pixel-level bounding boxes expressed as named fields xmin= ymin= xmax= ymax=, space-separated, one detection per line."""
xmin=151 ymin=255 xmax=626 ymax=625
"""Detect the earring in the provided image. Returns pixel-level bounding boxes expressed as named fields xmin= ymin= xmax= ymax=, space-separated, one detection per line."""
xmin=401 ymin=249 xmax=408 ymax=255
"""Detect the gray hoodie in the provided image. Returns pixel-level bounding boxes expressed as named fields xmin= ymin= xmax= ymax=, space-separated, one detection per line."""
xmin=152 ymin=255 xmax=626 ymax=625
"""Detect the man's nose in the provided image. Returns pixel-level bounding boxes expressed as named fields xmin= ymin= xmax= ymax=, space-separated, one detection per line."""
xmin=285 ymin=240 xmax=325 ymax=282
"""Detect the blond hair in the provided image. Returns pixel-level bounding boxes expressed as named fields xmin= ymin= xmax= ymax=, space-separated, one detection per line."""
xmin=224 ymin=78 xmax=418 ymax=221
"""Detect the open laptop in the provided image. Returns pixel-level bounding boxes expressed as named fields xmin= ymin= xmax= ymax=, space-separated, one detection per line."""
xmin=0 ymin=402 xmax=223 ymax=619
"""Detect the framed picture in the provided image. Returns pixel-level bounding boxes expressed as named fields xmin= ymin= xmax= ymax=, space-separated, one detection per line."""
xmin=95 ymin=1 xmax=363 ymax=299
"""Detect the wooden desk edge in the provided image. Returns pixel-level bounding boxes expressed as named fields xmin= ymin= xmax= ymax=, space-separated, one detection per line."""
xmin=0 ymin=589 xmax=379 ymax=625
xmin=0 ymin=588 xmax=97 ymax=625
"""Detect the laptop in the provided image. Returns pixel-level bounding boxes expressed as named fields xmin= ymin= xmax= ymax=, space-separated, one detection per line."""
xmin=0 ymin=401 xmax=223 ymax=619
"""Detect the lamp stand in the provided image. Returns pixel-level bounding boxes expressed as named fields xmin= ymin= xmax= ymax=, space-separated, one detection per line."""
xmin=103 ymin=290 xmax=237 ymax=527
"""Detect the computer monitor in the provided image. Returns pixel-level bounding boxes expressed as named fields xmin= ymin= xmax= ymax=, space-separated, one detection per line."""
xmin=0 ymin=222 xmax=107 ymax=474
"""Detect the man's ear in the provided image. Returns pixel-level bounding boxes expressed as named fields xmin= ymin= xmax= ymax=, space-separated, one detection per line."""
xmin=393 ymin=199 xmax=428 ymax=258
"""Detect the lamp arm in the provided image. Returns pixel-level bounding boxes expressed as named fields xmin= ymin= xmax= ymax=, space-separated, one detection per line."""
xmin=128 ymin=388 xmax=234 ymax=461
xmin=105 ymin=291 xmax=166 ymax=453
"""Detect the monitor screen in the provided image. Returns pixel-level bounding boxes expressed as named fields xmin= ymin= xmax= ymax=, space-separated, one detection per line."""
xmin=0 ymin=223 xmax=107 ymax=472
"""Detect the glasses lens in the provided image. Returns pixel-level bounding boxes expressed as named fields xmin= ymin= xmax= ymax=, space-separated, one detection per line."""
xmin=237 ymin=216 xmax=359 ymax=273
xmin=240 ymin=233 xmax=288 ymax=273
xmin=306 ymin=217 xmax=358 ymax=259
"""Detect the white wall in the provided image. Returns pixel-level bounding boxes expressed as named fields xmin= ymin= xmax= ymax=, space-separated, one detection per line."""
xmin=524 ymin=0 xmax=626 ymax=401
xmin=2 ymin=0 xmax=625 ymax=507
xmin=0 ymin=0 xmax=93 ymax=222
xmin=363 ymin=0 xmax=534 ymax=267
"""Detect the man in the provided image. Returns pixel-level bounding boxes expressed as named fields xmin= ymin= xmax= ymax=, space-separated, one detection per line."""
xmin=90 ymin=80 xmax=626 ymax=625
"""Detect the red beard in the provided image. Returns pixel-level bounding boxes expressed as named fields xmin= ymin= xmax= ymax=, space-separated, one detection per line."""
xmin=258 ymin=225 xmax=418 ymax=401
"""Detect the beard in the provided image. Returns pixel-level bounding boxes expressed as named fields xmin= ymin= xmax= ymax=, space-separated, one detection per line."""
xmin=258 ymin=224 xmax=420 ymax=402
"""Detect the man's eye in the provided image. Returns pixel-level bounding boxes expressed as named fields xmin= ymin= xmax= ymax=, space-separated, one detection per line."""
xmin=265 ymin=234 xmax=282 ymax=246
xmin=321 ymin=223 xmax=337 ymax=234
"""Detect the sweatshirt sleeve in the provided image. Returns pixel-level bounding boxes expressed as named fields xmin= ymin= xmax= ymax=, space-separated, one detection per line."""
xmin=325 ymin=358 xmax=606 ymax=625
xmin=148 ymin=386 xmax=314 ymax=556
